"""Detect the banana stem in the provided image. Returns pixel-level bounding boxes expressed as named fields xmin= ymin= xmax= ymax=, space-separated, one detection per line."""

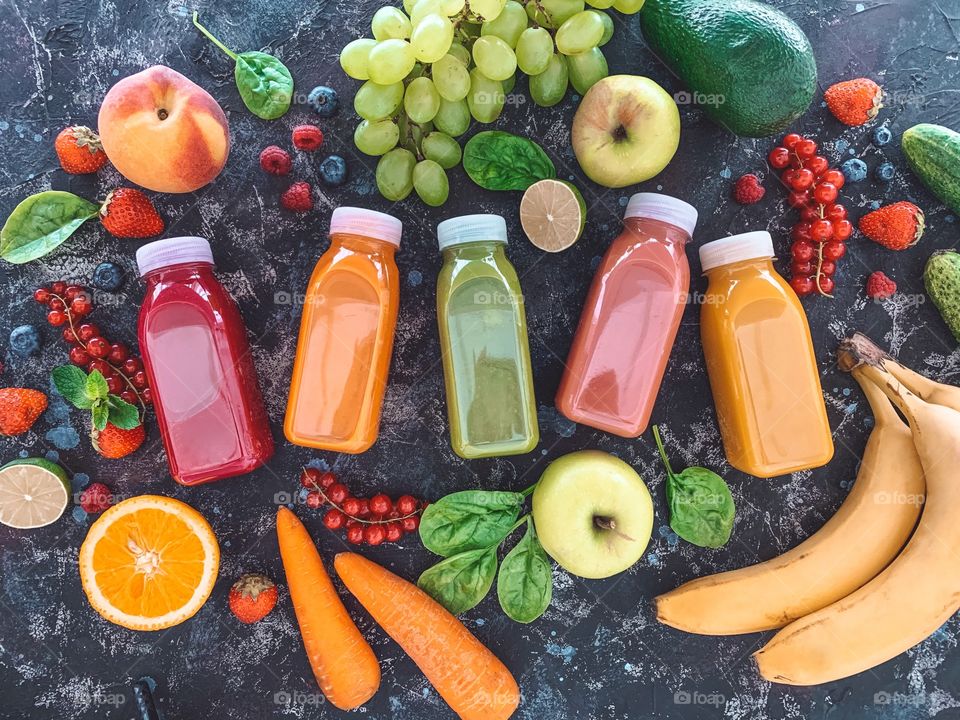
xmin=851 ymin=367 xmax=901 ymax=428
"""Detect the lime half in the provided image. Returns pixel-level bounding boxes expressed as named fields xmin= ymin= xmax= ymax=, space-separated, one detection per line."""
xmin=0 ymin=458 xmax=71 ymax=529
xmin=519 ymin=179 xmax=586 ymax=253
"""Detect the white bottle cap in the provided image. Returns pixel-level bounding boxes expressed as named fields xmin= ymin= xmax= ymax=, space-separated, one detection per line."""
xmin=437 ymin=214 xmax=508 ymax=251
xmin=136 ymin=236 xmax=214 ymax=276
xmin=330 ymin=207 xmax=402 ymax=247
xmin=699 ymin=231 xmax=775 ymax=272
xmin=624 ymin=193 xmax=698 ymax=237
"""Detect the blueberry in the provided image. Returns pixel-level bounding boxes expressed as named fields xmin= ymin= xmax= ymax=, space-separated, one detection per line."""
xmin=319 ymin=155 xmax=348 ymax=186
xmin=873 ymin=126 xmax=893 ymax=146
xmin=9 ymin=324 xmax=40 ymax=356
xmin=841 ymin=158 xmax=868 ymax=183
xmin=91 ymin=261 xmax=124 ymax=291
xmin=875 ymin=162 xmax=896 ymax=182
xmin=308 ymin=86 xmax=339 ymax=118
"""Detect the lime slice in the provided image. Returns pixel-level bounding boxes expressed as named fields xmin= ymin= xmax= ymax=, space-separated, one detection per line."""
xmin=0 ymin=458 xmax=71 ymax=529
xmin=519 ymin=179 xmax=586 ymax=253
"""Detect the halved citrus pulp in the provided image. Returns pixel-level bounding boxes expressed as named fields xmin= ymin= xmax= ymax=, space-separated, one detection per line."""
xmin=0 ymin=458 xmax=70 ymax=529
xmin=520 ymin=179 xmax=586 ymax=253
xmin=79 ymin=495 xmax=220 ymax=631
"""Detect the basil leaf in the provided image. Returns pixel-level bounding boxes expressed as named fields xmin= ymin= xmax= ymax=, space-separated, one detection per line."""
xmin=51 ymin=365 xmax=92 ymax=409
xmin=463 ymin=131 xmax=556 ymax=191
xmin=419 ymin=490 xmax=525 ymax=556
xmin=106 ymin=396 xmax=141 ymax=430
xmin=235 ymin=52 xmax=293 ymax=120
xmin=497 ymin=518 xmax=552 ymax=623
xmin=1 ymin=191 xmax=97 ymax=264
xmin=418 ymin=546 xmax=498 ymax=615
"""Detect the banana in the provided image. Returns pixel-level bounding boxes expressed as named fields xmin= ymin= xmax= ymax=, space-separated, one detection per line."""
xmin=654 ymin=365 xmax=924 ymax=635
xmin=755 ymin=341 xmax=960 ymax=685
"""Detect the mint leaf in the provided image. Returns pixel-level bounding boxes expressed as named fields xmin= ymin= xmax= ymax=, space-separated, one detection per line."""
xmin=51 ymin=365 xmax=93 ymax=409
xmin=106 ymin=395 xmax=140 ymax=430
xmin=85 ymin=370 xmax=109 ymax=403
xmin=91 ymin=401 xmax=109 ymax=431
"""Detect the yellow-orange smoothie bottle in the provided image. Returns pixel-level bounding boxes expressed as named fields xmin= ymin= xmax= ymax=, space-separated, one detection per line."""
xmin=699 ymin=232 xmax=833 ymax=478
xmin=284 ymin=208 xmax=401 ymax=453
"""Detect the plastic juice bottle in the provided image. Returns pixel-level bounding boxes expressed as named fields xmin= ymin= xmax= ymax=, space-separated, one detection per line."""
xmin=136 ymin=236 xmax=274 ymax=485
xmin=698 ymin=231 xmax=833 ymax=478
xmin=436 ymin=214 xmax=539 ymax=459
xmin=556 ymin=193 xmax=698 ymax=437
xmin=284 ymin=207 xmax=401 ymax=453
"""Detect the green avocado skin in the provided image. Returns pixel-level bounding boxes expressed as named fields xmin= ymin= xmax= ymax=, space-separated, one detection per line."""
xmin=902 ymin=124 xmax=960 ymax=216
xmin=924 ymin=251 xmax=960 ymax=343
xmin=639 ymin=0 xmax=818 ymax=138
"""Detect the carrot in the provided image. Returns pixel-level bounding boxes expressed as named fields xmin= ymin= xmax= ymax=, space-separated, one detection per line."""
xmin=276 ymin=507 xmax=380 ymax=710
xmin=334 ymin=552 xmax=520 ymax=720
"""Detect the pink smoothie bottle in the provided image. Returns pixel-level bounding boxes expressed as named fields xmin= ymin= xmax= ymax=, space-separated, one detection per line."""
xmin=136 ymin=237 xmax=274 ymax=485
xmin=556 ymin=193 xmax=698 ymax=437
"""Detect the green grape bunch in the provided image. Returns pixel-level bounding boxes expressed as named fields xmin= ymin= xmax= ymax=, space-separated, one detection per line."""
xmin=341 ymin=0 xmax=646 ymax=205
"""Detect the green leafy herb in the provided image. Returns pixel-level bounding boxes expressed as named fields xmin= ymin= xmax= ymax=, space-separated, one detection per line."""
xmin=193 ymin=13 xmax=293 ymax=120
xmin=52 ymin=365 xmax=142 ymax=431
xmin=419 ymin=489 xmax=525 ymax=556
xmin=417 ymin=545 xmax=499 ymax=615
xmin=463 ymin=131 xmax=556 ymax=191
xmin=1 ymin=191 xmax=98 ymax=264
xmin=497 ymin=518 xmax=552 ymax=623
xmin=652 ymin=425 xmax=735 ymax=549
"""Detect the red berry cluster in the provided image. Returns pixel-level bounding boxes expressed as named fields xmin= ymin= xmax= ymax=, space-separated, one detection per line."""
xmin=300 ymin=467 xmax=425 ymax=546
xmin=33 ymin=281 xmax=151 ymax=408
xmin=768 ymin=133 xmax=853 ymax=297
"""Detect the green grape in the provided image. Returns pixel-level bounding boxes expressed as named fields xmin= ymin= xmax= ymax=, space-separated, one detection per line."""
xmin=411 ymin=13 xmax=454 ymax=62
xmin=448 ymin=42 xmax=472 ymax=66
xmin=555 ymin=11 xmax=604 ymax=54
xmin=612 ymin=0 xmax=644 ymax=12
xmin=529 ymin=53 xmax=568 ymax=107
xmin=367 ymin=40 xmax=416 ymax=84
xmin=372 ymin=7 xmax=412 ymax=40
xmin=411 ymin=0 xmax=445 ymax=25
xmin=404 ymin=76 xmax=441 ymax=123
xmin=585 ymin=0 xmax=615 ymax=8
xmin=403 ymin=0 xmax=418 ymax=13
xmin=422 ymin=132 xmax=462 ymax=169
xmin=413 ymin=160 xmax=449 ymax=206
xmin=525 ymin=0 xmax=583 ymax=29
xmin=433 ymin=97 xmax=471 ymax=136
xmin=516 ymin=27 xmax=552 ymax=75
xmin=592 ymin=10 xmax=614 ymax=45
xmin=480 ymin=0 xmax=527 ymax=48
xmin=354 ymin=119 xmax=400 ymax=156
xmin=469 ymin=0 xmax=505 ymax=22
xmin=432 ymin=53 xmax=471 ymax=101
xmin=472 ymin=36 xmax=517 ymax=81
xmin=340 ymin=38 xmax=378 ymax=80
xmin=502 ymin=73 xmax=516 ymax=94
xmin=566 ymin=46 xmax=607 ymax=94
xmin=376 ymin=148 xmax=417 ymax=201
xmin=441 ymin=0 xmax=465 ymax=13
xmin=467 ymin=67 xmax=505 ymax=122
xmin=354 ymin=80 xmax=405 ymax=120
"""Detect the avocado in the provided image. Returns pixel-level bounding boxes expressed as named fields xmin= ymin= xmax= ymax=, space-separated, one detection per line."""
xmin=639 ymin=0 xmax=818 ymax=138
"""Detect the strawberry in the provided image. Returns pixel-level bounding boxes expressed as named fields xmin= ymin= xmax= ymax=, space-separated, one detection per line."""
xmin=859 ymin=202 xmax=925 ymax=251
xmin=824 ymin=78 xmax=883 ymax=126
xmin=733 ymin=174 xmax=765 ymax=204
xmin=55 ymin=126 xmax=108 ymax=174
xmin=0 ymin=388 xmax=47 ymax=436
xmin=92 ymin=422 xmax=145 ymax=459
xmin=229 ymin=573 xmax=278 ymax=624
xmin=99 ymin=188 xmax=165 ymax=239
xmin=866 ymin=271 xmax=897 ymax=300
xmin=79 ymin=482 xmax=114 ymax=513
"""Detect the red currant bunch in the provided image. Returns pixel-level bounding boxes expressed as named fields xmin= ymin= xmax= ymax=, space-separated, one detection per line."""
xmin=300 ymin=468 xmax=425 ymax=546
xmin=768 ymin=133 xmax=851 ymax=298
xmin=32 ymin=281 xmax=152 ymax=407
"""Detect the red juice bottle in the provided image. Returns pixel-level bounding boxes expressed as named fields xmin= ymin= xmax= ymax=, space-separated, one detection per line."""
xmin=136 ymin=237 xmax=274 ymax=485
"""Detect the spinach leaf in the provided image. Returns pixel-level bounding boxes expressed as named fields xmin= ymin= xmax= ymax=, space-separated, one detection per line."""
xmin=419 ymin=489 xmax=524 ymax=556
xmin=417 ymin=545 xmax=498 ymax=615
xmin=497 ymin=518 xmax=552 ymax=623
xmin=463 ymin=131 xmax=556 ymax=190
xmin=653 ymin=425 xmax=735 ymax=549
xmin=1 ymin=191 xmax=98 ymax=264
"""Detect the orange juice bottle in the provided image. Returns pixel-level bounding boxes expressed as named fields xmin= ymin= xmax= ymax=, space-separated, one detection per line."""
xmin=699 ymin=231 xmax=833 ymax=478
xmin=284 ymin=208 xmax=401 ymax=453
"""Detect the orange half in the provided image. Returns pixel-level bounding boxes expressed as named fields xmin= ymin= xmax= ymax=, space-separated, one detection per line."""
xmin=79 ymin=495 xmax=220 ymax=631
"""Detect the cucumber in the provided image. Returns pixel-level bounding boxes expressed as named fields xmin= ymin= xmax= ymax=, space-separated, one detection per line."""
xmin=924 ymin=250 xmax=960 ymax=342
xmin=902 ymin=123 xmax=960 ymax=215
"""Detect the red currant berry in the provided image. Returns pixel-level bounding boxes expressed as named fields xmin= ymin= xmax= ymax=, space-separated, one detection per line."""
xmin=385 ymin=522 xmax=403 ymax=543
xmin=817 ymin=275 xmax=835 ymax=295
xmin=106 ymin=375 xmax=124 ymax=395
xmin=789 ymin=168 xmax=815 ymax=192
xmin=342 ymin=497 xmax=361 ymax=516
xmin=356 ymin=498 xmax=371 ymax=518
xmin=306 ymin=491 xmax=323 ymax=509
xmin=63 ymin=327 xmax=79 ymax=344
xmin=387 ymin=510 xmax=400 ymax=520
xmin=783 ymin=133 xmax=803 ymax=150
xmin=346 ymin=525 xmax=364 ymax=544
xmin=64 ymin=286 xmax=81 ymax=300
xmin=300 ymin=467 xmax=322 ymax=489
xmin=832 ymin=219 xmax=853 ymax=241
xmin=791 ymin=222 xmax=812 ymax=243
xmin=826 ymin=204 xmax=848 ymax=222
xmin=791 ymin=241 xmax=815 ymax=262
xmin=132 ymin=371 xmax=148 ymax=389
xmin=324 ymin=508 xmax=345 ymax=529
xmin=141 ymin=388 xmax=152 ymax=405
xmin=120 ymin=390 xmax=139 ymax=405
xmin=51 ymin=281 xmax=67 ymax=295
xmin=787 ymin=191 xmax=811 ymax=209
xmin=396 ymin=495 xmax=418 ymax=515
xmin=345 ymin=517 xmax=360 ymax=529
xmin=88 ymin=359 xmax=111 ymax=376
xmin=810 ymin=219 xmax=834 ymax=242
xmin=821 ymin=169 xmax=845 ymax=189
xmin=790 ymin=276 xmax=815 ymax=297
xmin=795 ymin=138 xmax=818 ymax=158
xmin=800 ymin=206 xmax=821 ymax=222
xmin=791 ymin=260 xmax=814 ymax=276
xmin=369 ymin=494 xmax=392 ymax=515
xmin=819 ymin=261 xmax=837 ymax=276
xmin=77 ymin=323 xmax=100 ymax=342
xmin=812 ymin=182 xmax=839 ymax=204
xmin=807 ymin=156 xmax=829 ymax=176
xmin=49 ymin=298 xmax=66 ymax=312
xmin=107 ymin=343 xmax=129 ymax=364
xmin=401 ymin=515 xmax=420 ymax=533
xmin=33 ymin=288 xmax=51 ymax=303
xmin=319 ymin=471 xmax=337 ymax=490
xmin=47 ymin=310 xmax=66 ymax=326
xmin=768 ymin=146 xmax=790 ymax=169
xmin=121 ymin=358 xmax=142 ymax=375
xmin=822 ymin=241 xmax=846 ymax=261
xmin=363 ymin=524 xmax=386 ymax=546
xmin=86 ymin=337 xmax=110 ymax=358
xmin=69 ymin=346 xmax=91 ymax=366
xmin=328 ymin=483 xmax=349 ymax=504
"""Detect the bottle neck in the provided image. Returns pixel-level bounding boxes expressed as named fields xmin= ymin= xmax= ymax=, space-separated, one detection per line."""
xmin=705 ymin=256 xmax=775 ymax=278
xmin=623 ymin=216 xmax=691 ymax=245
xmin=143 ymin=261 xmax=215 ymax=283
xmin=331 ymin=232 xmax=398 ymax=255
xmin=441 ymin=239 xmax=507 ymax=260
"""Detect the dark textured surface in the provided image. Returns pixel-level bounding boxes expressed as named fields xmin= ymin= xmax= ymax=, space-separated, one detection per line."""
xmin=2 ymin=0 xmax=960 ymax=718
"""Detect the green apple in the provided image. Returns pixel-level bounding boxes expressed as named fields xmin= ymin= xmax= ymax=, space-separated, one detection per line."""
xmin=571 ymin=74 xmax=680 ymax=188
xmin=532 ymin=450 xmax=653 ymax=579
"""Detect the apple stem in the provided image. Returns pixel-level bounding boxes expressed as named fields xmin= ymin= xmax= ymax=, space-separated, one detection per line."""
xmin=594 ymin=516 xmax=635 ymax=543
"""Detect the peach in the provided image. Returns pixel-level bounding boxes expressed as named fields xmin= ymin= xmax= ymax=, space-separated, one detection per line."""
xmin=98 ymin=65 xmax=229 ymax=193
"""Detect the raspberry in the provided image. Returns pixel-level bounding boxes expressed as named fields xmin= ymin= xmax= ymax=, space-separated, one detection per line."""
xmin=292 ymin=125 xmax=324 ymax=151
xmin=79 ymin=482 xmax=114 ymax=513
xmin=733 ymin=174 xmax=765 ymax=204
xmin=259 ymin=145 xmax=292 ymax=176
xmin=280 ymin=181 xmax=313 ymax=213
xmin=866 ymin=271 xmax=897 ymax=300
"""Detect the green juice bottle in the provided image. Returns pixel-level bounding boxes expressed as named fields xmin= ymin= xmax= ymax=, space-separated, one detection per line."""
xmin=436 ymin=214 xmax=540 ymax=459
